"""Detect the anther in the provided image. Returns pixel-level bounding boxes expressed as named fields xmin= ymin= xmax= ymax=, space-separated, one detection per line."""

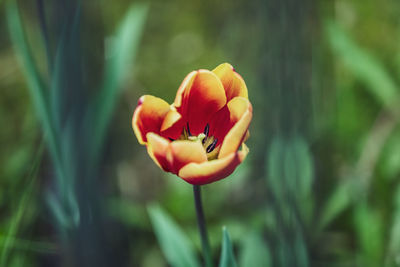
xmin=186 ymin=122 xmax=192 ymax=136
xmin=204 ymin=124 xmax=209 ymax=137
xmin=203 ymin=124 xmax=209 ymax=144
xmin=206 ymin=138 xmax=218 ymax=153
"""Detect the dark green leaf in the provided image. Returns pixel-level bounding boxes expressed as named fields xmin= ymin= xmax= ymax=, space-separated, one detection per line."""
xmin=148 ymin=204 xmax=200 ymax=267
xmin=294 ymin=233 xmax=309 ymax=267
xmin=219 ymin=227 xmax=237 ymax=267
xmin=266 ymin=136 xmax=285 ymax=200
xmin=290 ymin=136 xmax=314 ymax=199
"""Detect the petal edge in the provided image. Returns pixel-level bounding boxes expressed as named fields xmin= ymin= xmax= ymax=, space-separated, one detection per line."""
xmin=178 ymin=144 xmax=249 ymax=185
xmin=218 ymin=97 xmax=252 ymax=159
xmin=213 ymin=63 xmax=248 ymax=101
xmin=132 ymin=95 xmax=171 ymax=144
xmin=146 ymin=133 xmax=173 ymax=172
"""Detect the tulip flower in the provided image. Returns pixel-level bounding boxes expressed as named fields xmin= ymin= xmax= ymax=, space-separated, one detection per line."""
xmin=132 ymin=63 xmax=252 ymax=185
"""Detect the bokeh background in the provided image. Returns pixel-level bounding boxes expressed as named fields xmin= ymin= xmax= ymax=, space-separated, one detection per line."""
xmin=1 ymin=0 xmax=400 ymax=266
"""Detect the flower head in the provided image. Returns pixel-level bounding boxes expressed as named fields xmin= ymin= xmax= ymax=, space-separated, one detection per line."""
xmin=132 ymin=63 xmax=252 ymax=185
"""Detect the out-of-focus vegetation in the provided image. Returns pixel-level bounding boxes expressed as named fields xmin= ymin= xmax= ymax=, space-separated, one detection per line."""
xmin=1 ymin=0 xmax=400 ymax=266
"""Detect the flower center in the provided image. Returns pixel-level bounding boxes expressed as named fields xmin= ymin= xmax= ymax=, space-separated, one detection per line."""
xmin=174 ymin=123 xmax=220 ymax=160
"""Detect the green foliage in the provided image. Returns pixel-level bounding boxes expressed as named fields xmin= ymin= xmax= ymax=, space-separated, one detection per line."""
xmin=239 ymin=232 xmax=271 ymax=267
xmin=354 ymin=203 xmax=384 ymax=266
xmin=326 ymin=21 xmax=399 ymax=109
xmin=380 ymin=129 xmax=400 ymax=181
xmin=387 ymin=185 xmax=400 ymax=265
xmin=267 ymin=136 xmax=285 ymax=201
xmin=267 ymin=136 xmax=314 ymax=200
xmin=6 ymin=1 xmax=61 ymax=172
xmin=0 ymin=145 xmax=43 ymax=266
xmin=318 ymin=180 xmax=353 ymax=230
xmin=267 ymin=135 xmax=314 ymax=221
xmin=147 ymin=204 xmax=200 ymax=267
xmin=3 ymin=0 xmax=400 ymax=266
xmin=7 ymin=0 xmax=148 ymax=229
xmin=90 ymin=3 xmax=148 ymax=162
xmin=218 ymin=227 xmax=237 ymax=267
xmin=6 ymin=1 xmax=148 ymax=265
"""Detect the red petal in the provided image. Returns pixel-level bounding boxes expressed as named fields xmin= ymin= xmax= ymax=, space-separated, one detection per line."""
xmin=174 ymin=70 xmax=227 ymax=135
xmin=132 ymin=95 xmax=171 ymax=144
xmin=209 ymin=97 xmax=252 ymax=149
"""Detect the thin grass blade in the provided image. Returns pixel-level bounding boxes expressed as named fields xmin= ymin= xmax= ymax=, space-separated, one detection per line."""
xmin=90 ymin=3 xmax=148 ymax=161
xmin=0 ymin=144 xmax=44 ymax=267
xmin=6 ymin=1 xmax=63 ymax=178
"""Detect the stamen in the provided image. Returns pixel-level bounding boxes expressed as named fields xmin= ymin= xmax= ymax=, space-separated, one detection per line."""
xmin=203 ymin=124 xmax=209 ymax=144
xmin=204 ymin=124 xmax=209 ymax=137
xmin=206 ymin=138 xmax=218 ymax=153
xmin=168 ymin=138 xmax=174 ymax=141
xmin=182 ymin=127 xmax=189 ymax=139
xmin=179 ymin=122 xmax=220 ymax=159
xmin=186 ymin=122 xmax=192 ymax=136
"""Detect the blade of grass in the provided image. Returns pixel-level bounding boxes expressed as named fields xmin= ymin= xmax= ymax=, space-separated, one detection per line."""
xmin=0 ymin=143 xmax=44 ymax=267
xmin=318 ymin=181 xmax=352 ymax=231
xmin=326 ymin=21 xmax=398 ymax=109
xmin=0 ymin=236 xmax=57 ymax=255
xmin=90 ymin=3 xmax=148 ymax=162
xmin=6 ymin=1 xmax=64 ymax=181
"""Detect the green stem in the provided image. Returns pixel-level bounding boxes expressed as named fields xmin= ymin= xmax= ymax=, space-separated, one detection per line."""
xmin=193 ymin=185 xmax=212 ymax=267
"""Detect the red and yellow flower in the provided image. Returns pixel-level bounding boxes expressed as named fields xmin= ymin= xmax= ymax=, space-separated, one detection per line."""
xmin=132 ymin=63 xmax=252 ymax=185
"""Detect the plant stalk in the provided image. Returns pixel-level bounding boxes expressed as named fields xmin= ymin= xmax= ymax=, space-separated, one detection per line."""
xmin=193 ymin=185 xmax=212 ymax=267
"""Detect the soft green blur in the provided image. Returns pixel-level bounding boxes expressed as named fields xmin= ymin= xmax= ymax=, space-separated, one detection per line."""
xmin=1 ymin=0 xmax=400 ymax=266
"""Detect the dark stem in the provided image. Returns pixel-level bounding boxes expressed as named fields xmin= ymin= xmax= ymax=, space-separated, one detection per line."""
xmin=193 ymin=185 xmax=212 ymax=267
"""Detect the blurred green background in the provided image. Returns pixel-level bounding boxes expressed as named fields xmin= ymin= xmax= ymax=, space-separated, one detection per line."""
xmin=1 ymin=0 xmax=400 ymax=266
